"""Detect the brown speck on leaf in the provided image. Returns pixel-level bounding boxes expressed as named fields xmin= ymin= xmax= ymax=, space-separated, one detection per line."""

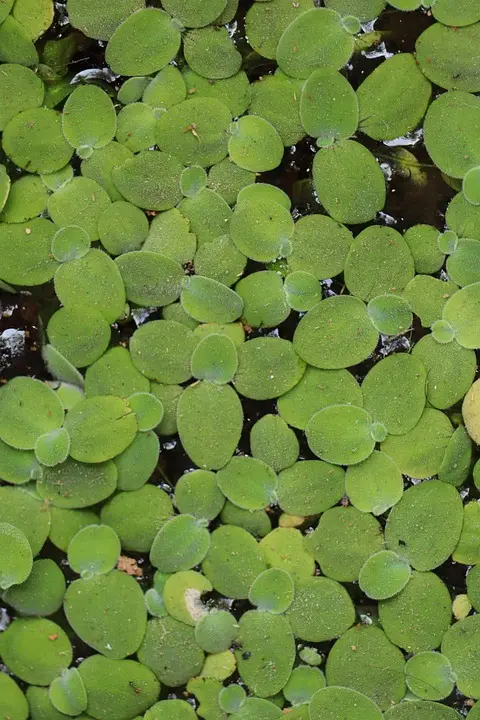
xmin=117 ymin=555 xmax=143 ymax=577
xmin=188 ymin=87 xmax=196 ymax=94
xmin=49 ymin=634 xmax=59 ymax=641
xmin=351 ymin=645 xmax=357 ymax=651
xmin=25 ymin=228 xmax=32 ymax=235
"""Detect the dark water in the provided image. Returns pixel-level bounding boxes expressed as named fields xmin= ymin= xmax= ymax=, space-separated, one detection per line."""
xmin=0 ymin=1 xmax=477 ymax=714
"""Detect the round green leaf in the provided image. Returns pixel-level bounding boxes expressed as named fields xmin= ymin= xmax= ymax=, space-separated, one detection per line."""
xmin=0 ymin=439 xmax=40 ymax=486
xmin=0 ymin=673 xmax=29 ymax=720
xmin=138 ymin=616 xmax=204 ymax=687
xmin=156 ymin=98 xmax=231 ymax=168
xmin=309 ymin=687 xmax=383 ymax=720
xmin=49 ymin=667 xmax=87 ymax=716
xmin=49 ymin=178 xmax=111 ymax=241
xmin=361 ymin=353 xmax=426 ymax=435
xmin=112 ymin=150 xmax=183 ymax=211
xmin=442 ymin=614 xmax=480 ymax=697
xmin=403 ymin=224 xmax=445 ymax=274
xmin=63 ymin=84 xmax=116 ymax=155
xmin=47 ymin=306 xmax=111 ymax=369
xmin=248 ymin=567 xmax=294 ymax=614
xmin=116 ymin=102 xmax=157 ymax=153
xmin=385 ymin=479 xmax=463 ymax=570
xmin=345 ymin=225 xmax=414 ymax=301
xmin=286 ymin=575 xmax=355 ymax=641
xmin=3 ymin=558 xmax=66 ymax=616
xmin=236 ymin=270 xmax=290 ymax=328
xmin=245 ymin=0 xmax=313 ymax=61
xmin=51 ymin=225 xmax=91 ymax=263
xmin=105 ymin=8 xmax=181 ymax=76
xmin=230 ymin=197 xmax=294 ymax=262
xmin=181 ymin=276 xmax=243 ymax=324
xmin=228 ymin=115 xmax=284 ymax=173
xmin=0 ymin=63 xmax=44 ymax=131
xmin=384 ymin=701 xmax=460 ymax=720
xmin=424 ymin=91 xmax=480 ymax=179
xmin=179 ymin=188 xmax=232 ymax=246
xmin=150 ymin=514 xmax=210 ymax=572
xmin=66 ymin=0 xmax=145 ymax=40
xmin=202 ymin=525 xmax=266 ymax=599
xmin=64 ymin=395 xmax=137 ymax=463
xmin=277 ymin=366 xmax=362 ymax=430
xmin=367 ymin=294 xmax=413 ymax=335
xmin=101 ymin=485 xmax=173 ymax=552
xmin=0 ymin=619 xmax=71 ymax=686
xmin=35 ymin=428 xmax=70 ymax=467
xmin=85 ymin=346 xmax=149 ymax=400
xmin=276 ymin=8 xmax=354 ymax=79
xmin=405 ymin=651 xmax=455 ymax=701
xmin=345 ymin=450 xmax=403 ymax=515
xmin=453 ymin=501 xmax=480 ymax=564
xmin=236 ymin=610 xmax=295 ymax=697
xmin=381 ymin=408 xmax=454 ymax=478
xmin=64 ymin=570 xmax=146 ymax=659
xmin=67 ymin=524 xmax=120 ymax=578
xmin=284 ymin=271 xmax=322 ymax=312
xmin=0 ymin=377 xmax=64 ymax=450
xmin=207 ymin=157 xmax=255 ymax=206
xmin=175 ymin=470 xmax=225 ymax=522
xmin=219 ymin=685 xmax=247 ymax=714
xmin=116 ymin=251 xmax=184 ymax=308
xmin=402 ymin=274 xmax=458 ymax=328
xmin=313 ymin=140 xmax=386 ymax=224
xmin=78 ymin=655 xmax=160 ymax=720
xmin=357 ymin=53 xmax=431 ymax=140
xmin=142 ymin=64 xmax=186 ymax=110
xmin=417 ymin=22 xmax=480 ymax=92
xmin=184 ymin=27 xmax=241 ymax=81
xmin=260 ymin=526 xmax=314 ymax=581
xmin=81 ymin=141 xmax=133 ymax=202
xmin=359 ymin=550 xmax=411 ymax=600
xmin=250 ymin=414 xmax=299 ymax=472
xmin=217 ymin=456 xmax=278 ymax=510
xmin=306 ymin=404 xmax=375 ymax=466
xmin=195 ymin=610 xmax=238 ymax=654
xmin=306 ymin=506 xmax=383 ymax=582
xmin=162 ymin=0 xmax=227 ymax=27
xmin=194 ymin=235 xmax=246 ymax=287
xmin=234 ymin=337 xmax=305 ymax=400
xmin=0 ymin=218 xmax=59 ymax=286
xmin=431 ymin=0 xmax=480 ymax=26
xmin=1 ymin=174 xmax=48 ymax=224
xmin=191 ymin=333 xmax=238 ymax=384
xmin=278 ymin=459 xmax=344 ymax=515
xmin=37 ymin=458 xmax=117 ymax=508
xmin=300 ymin=68 xmax=358 ymax=143
xmin=98 ymin=201 xmax=149 ymax=255
xmin=3 ymin=107 xmax=73 ymax=174
xmin=130 ymin=320 xmax=197 ymax=384
xmin=0 ymin=522 xmax=33 ymax=590
xmin=325 ymin=625 xmax=405 ymax=710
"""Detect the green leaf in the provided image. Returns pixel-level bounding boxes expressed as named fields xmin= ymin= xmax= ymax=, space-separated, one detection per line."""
xmin=357 ymin=53 xmax=431 ymax=140
xmin=67 ymin=524 xmax=120 ymax=578
xmin=49 ymin=668 xmax=87 ymax=716
xmin=66 ymin=0 xmax=145 ymax=40
xmin=49 ymin=177 xmax=111 ymax=241
xmin=402 ymin=275 xmax=458 ymax=328
xmin=142 ymin=65 xmax=186 ymax=110
xmin=116 ymin=102 xmax=160 ymax=153
xmin=78 ymin=655 xmax=160 ymax=720
xmin=3 ymin=107 xmax=72 ymax=174
xmin=417 ymin=22 xmax=480 ymax=92
xmin=194 ymin=236 xmax=246 ymax=287
xmin=228 ymin=115 xmax=284 ymax=173
xmin=85 ymin=346 xmax=149 ymax=399
xmin=367 ymin=294 xmax=412 ymax=336
xmin=181 ymin=276 xmax=243 ymax=324
xmin=306 ymin=506 xmax=383 ymax=582
xmin=157 ymin=97 xmax=231 ymax=168
xmin=245 ymin=0 xmax=313 ymax=61
xmin=424 ymin=91 xmax=480 ymax=179
xmin=63 ymin=84 xmax=117 ymax=154
xmin=284 ymin=271 xmax=322 ymax=312
xmin=138 ymin=616 xmax=204 ymax=687
xmin=300 ymin=68 xmax=358 ymax=143
xmin=175 ymin=470 xmax=225 ymax=522
xmin=116 ymin=251 xmax=184 ymax=308
xmin=81 ymin=141 xmax=132 ymax=202
xmin=325 ymin=0 xmax=385 ymax=21
xmin=35 ymin=428 xmax=70 ymax=467
xmin=286 ymin=575 xmax=354 ymax=640
xmin=0 ymin=618 xmax=72 ymax=686
xmin=236 ymin=270 xmax=290 ymax=328
xmin=313 ymin=140 xmax=386 ymax=224
xmin=250 ymin=414 xmax=299 ymax=472
xmin=106 ymin=8 xmax=181 ymax=76
xmin=183 ymin=68 xmax=251 ymax=118
xmin=64 ymin=570 xmax=147 ymax=659
xmin=442 ymin=614 xmax=480 ymax=697
xmin=443 ymin=281 xmax=480 ymax=348
xmin=359 ymin=550 xmax=411 ymax=600
xmin=234 ymin=337 xmax=305 ymax=400
xmin=51 ymin=225 xmax=91 ymax=263
xmin=230 ymin=196 xmax=294 ymax=262
xmin=385 ymin=479 xmax=463 ymax=570
xmin=207 ymin=157 xmax=255 ymax=205
xmin=101 ymin=485 xmax=173 ymax=552
xmin=278 ymin=459 xmax=344 ymax=515
xmin=325 ymin=625 xmax=406 ymax=710
xmin=203 ymin=525 xmax=266 ymax=599
xmin=0 ymin=674 xmax=29 ymax=720
xmin=306 ymin=404 xmax=376 ymax=466
xmin=150 ymin=514 xmax=210 ymax=572
xmin=403 ymin=223 xmax=445 ymax=274
xmin=0 ymin=522 xmax=33 ymax=590
xmin=179 ymin=188 xmax=232 ymax=245
xmin=0 ymin=377 xmax=64 ymax=450
xmin=310 ymin=687 xmax=383 ymax=720
xmin=249 ymin=74 xmax=305 ymax=147
xmin=47 ymin=306 xmax=111 ymax=368
xmin=191 ymin=333 xmax=238 ymax=384
xmin=3 ymin=558 xmax=66 ymax=616
xmin=276 ymin=8 xmax=354 ymax=78
xmin=0 ymin=218 xmax=59 ymax=286
xmin=145 ymin=209 xmax=196 ymax=265
xmin=236 ymin=610 xmax=295 ymax=697
xmin=384 ymin=701 xmax=461 ymax=720
xmin=345 ymin=451 xmax=403 ymax=515
xmin=405 ymin=651 xmax=455 ymax=701
xmin=345 ymin=225 xmax=415 ymax=301
xmin=249 ymin=567 xmax=294 ymax=614
xmin=0 ymin=439 xmax=40 ymax=486
xmin=48 ymin=506 xmax=99 ymax=552
xmin=130 ymin=320 xmax=197 ymax=384
xmin=184 ymin=27 xmax=242 ymax=80
xmin=453 ymin=500 xmax=480 ymax=564
xmin=217 ymin=456 xmax=278 ymax=510
xmin=261 ymin=526 xmax=314 ymax=581
xmin=0 ymin=15 xmax=39 ymax=66
xmin=112 ymin=150 xmax=183 ymax=210
xmin=37 ymin=457 xmax=117 ymax=508
xmin=162 ymin=0 xmax=227 ymax=27
xmin=0 ymin=63 xmax=44 ymax=131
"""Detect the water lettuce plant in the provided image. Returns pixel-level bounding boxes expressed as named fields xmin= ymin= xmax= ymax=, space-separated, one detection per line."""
xmin=1 ymin=1 xmax=480 ymax=719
